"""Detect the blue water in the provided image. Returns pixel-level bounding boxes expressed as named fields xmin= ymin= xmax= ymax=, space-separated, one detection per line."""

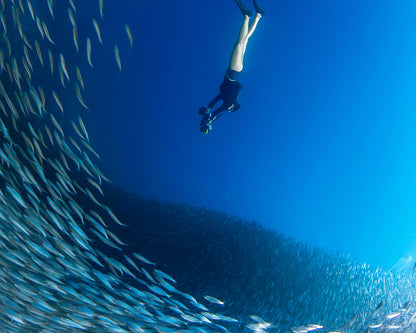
xmin=2 ymin=1 xmax=416 ymax=331
xmin=83 ymin=0 xmax=416 ymax=269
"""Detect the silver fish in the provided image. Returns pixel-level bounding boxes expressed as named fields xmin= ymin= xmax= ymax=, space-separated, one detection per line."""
xmin=72 ymin=25 xmax=79 ymax=52
xmin=86 ymin=37 xmax=93 ymax=67
xmin=34 ymin=40 xmax=44 ymax=66
xmin=99 ymin=0 xmax=104 ymax=18
xmin=47 ymin=0 xmax=54 ymax=19
xmin=114 ymin=44 xmax=121 ymax=71
xmin=125 ymin=24 xmax=133 ymax=49
xmin=75 ymin=83 xmax=88 ymax=109
xmin=52 ymin=91 xmax=64 ymax=113
xmin=59 ymin=53 xmax=70 ymax=81
xmin=92 ymin=19 xmax=102 ymax=44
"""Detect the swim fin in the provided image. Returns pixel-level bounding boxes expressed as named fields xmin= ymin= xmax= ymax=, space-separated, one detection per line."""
xmin=252 ymin=0 xmax=266 ymax=16
xmin=235 ymin=0 xmax=252 ymax=17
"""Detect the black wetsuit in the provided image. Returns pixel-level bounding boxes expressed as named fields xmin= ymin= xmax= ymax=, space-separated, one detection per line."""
xmin=209 ymin=70 xmax=242 ymax=118
xmin=200 ymin=69 xmax=242 ymax=133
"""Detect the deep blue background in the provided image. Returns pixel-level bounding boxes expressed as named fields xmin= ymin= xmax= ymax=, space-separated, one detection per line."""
xmin=80 ymin=0 xmax=416 ymax=268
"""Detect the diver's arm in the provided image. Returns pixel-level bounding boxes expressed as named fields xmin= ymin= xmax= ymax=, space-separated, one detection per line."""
xmin=208 ymin=94 xmax=222 ymax=109
xmin=210 ymin=105 xmax=226 ymax=120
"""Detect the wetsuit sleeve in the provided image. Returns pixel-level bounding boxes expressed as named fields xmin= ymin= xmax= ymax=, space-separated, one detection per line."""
xmin=211 ymin=105 xmax=226 ymax=119
xmin=208 ymin=94 xmax=222 ymax=108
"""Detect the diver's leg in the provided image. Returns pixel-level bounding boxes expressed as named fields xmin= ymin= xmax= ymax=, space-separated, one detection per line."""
xmin=242 ymin=13 xmax=262 ymax=55
xmin=229 ymin=15 xmax=250 ymax=72
xmin=247 ymin=13 xmax=262 ymax=39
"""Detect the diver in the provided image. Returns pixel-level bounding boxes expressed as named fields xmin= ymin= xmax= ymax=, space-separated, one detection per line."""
xmin=199 ymin=0 xmax=265 ymax=134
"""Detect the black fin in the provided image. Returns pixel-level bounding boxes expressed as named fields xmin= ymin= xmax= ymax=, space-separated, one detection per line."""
xmin=253 ymin=0 xmax=266 ymax=16
xmin=235 ymin=0 xmax=252 ymax=17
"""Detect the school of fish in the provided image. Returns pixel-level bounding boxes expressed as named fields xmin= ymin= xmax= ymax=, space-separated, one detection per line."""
xmin=103 ymin=194 xmax=416 ymax=333
xmin=0 ymin=0 xmax=416 ymax=332
xmin=0 ymin=0 xmax=243 ymax=331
